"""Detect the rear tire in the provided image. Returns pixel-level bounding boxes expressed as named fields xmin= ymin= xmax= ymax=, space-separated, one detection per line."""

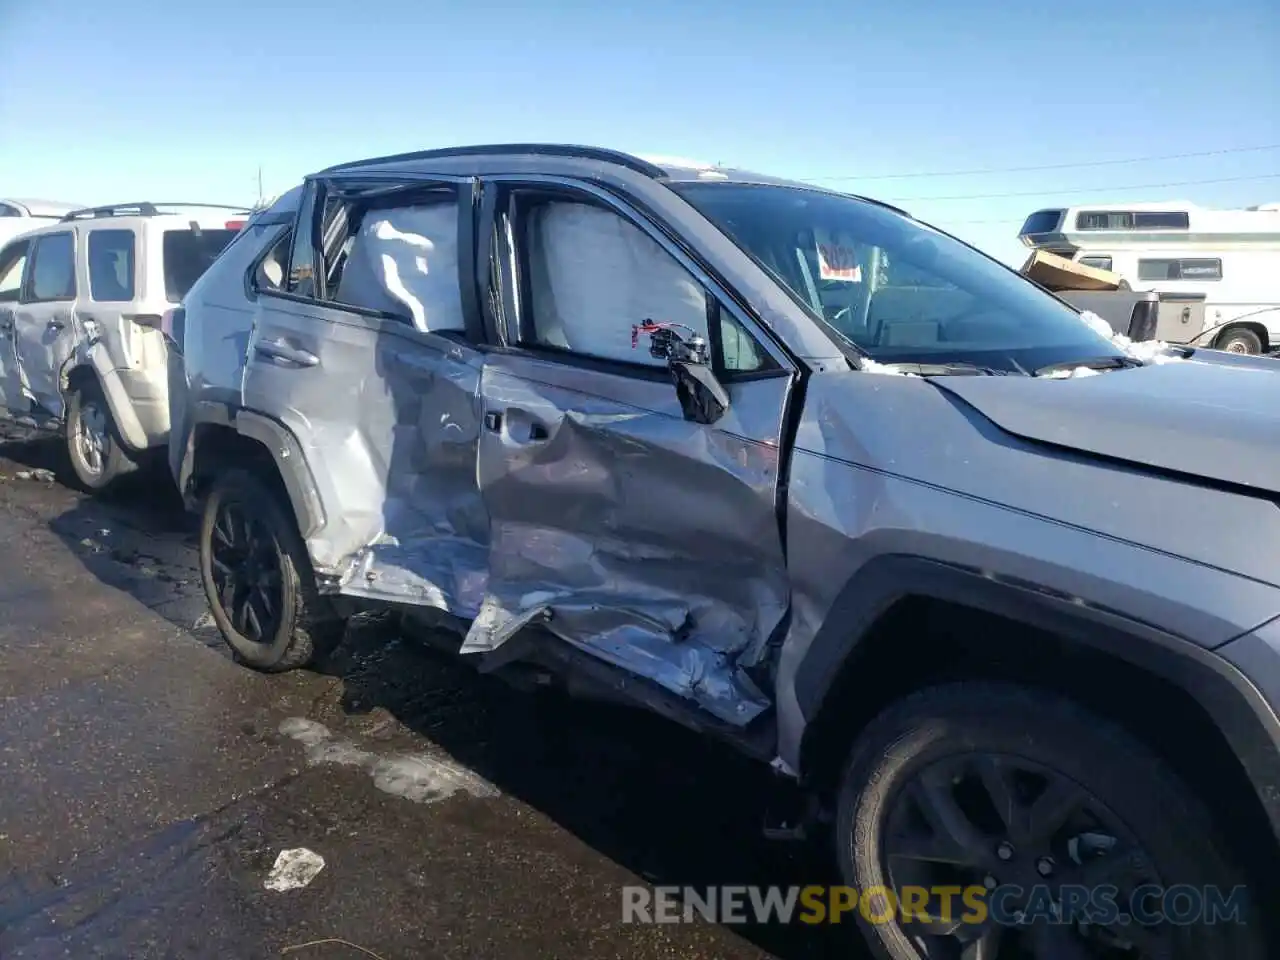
xmin=1215 ymin=327 xmax=1263 ymax=354
xmin=65 ymin=379 xmax=135 ymax=492
xmin=198 ymin=468 xmax=345 ymax=671
xmin=835 ymin=682 xmax=1267 ymax=960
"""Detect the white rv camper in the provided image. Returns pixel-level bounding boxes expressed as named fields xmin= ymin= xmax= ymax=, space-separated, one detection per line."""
xmin=1019 ymin=200 xmax=1280 ymax=353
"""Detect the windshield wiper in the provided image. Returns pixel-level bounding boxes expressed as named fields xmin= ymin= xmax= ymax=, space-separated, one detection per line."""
xmin=1032 ymin=356 xmax=1144 ymax=377
xmin=873 ymin=360 xmax=1008 ymax=376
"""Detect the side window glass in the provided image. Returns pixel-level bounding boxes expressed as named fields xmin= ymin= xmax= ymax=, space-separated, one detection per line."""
xmin=29 ymin=232 xmax=77 ymax=301
xmin=0 ymin=241 xmax=29 ymax=303
xmin=254 ymin=227 xmax=292 ymax=292
xmin=332 ymin=199 xmax=465 ymax=332
xmin=523 ymin=201 xmax=708 ymax=366
xmin=718 ymin=310 xmax=771 ymax=373
xmin=287 ymin=189 xmax=318 ymax=296
xmin=87 ymin=229 xmax=136 ymax=301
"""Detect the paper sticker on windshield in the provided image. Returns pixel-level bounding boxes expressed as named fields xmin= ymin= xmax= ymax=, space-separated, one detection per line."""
xmin=816 ymin=237 xmax=862 ymax=282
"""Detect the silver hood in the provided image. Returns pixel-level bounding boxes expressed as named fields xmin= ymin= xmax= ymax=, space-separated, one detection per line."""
xmin=929 ymin=356 xmax=1280 ymax=495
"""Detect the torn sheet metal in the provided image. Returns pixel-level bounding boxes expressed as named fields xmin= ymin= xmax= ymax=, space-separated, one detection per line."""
xmin=335 ymin=336 xmax=491 ymax=617
xmin=463 ymin=592 xmax=773 ymax=725
xmin=466 ymin=350 xmax=790 ymax=727
xmin=244 ymin=199 xmax=491 ymax=614
xmin=246 ymin=313 xmax=491 ymax=615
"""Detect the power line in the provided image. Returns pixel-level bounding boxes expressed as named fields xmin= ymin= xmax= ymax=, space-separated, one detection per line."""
xmin=803 ymin=143 xmax=1280 ymax=182
xmin=885 ymin=172 xmax=1280 ymax=204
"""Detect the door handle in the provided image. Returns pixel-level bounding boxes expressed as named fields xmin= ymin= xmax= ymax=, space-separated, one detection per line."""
xmin=483 ymin=411 xmax=502 ymax=432
xmin=255 ymin=339 xmax=319 ymax=367
xmin=528 ymin=422 xmax=549 ymax=441
xmin=48 ymin=319 xmax=66 ymax=331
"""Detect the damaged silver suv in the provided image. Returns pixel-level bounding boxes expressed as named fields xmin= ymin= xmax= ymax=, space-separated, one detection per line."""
xmin=170 ymin=144 xmax=1280 ymax=959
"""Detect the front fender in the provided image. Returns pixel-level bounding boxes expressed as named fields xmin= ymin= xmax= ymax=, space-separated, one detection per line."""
xmin=782 ymin=555 xmax=1280 ymax=840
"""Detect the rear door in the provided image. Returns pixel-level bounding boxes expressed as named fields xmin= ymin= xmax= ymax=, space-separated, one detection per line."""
xmin=14 ymin=230 xmax=77 ymax=418
xmin=0 ymin=238 xmax=30 ymax=414
xmin=466 ymin=178 xmax=797 ymax=726
xmin=240 ymin=174 xmax=492 ymax=612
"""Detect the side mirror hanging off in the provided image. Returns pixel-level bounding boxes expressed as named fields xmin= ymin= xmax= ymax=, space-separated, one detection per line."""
xmin=632 ymin=319 xmax=730 ymax=425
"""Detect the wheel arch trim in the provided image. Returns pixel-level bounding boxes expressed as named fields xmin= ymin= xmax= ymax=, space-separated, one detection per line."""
xmin=790 ymin=554 xmax=1280 ymax=839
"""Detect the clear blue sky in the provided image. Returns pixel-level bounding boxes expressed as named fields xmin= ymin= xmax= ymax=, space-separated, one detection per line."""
xmin=2 ymin=0 xmax=1276 ymax=264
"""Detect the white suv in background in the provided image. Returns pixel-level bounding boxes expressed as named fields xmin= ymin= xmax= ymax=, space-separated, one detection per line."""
xmin=0 ymin=202 xmax=248 ymax=490
xmin=0 ymin=198 xmax=83 ymax=248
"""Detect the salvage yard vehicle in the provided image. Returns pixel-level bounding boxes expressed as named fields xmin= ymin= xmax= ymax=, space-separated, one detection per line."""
xmin=170 ymin=144 xmax=1279 ymax=959
xmin=0 ymin=202 xmax=248 ymax=490
xmin=0 ymin=198 xmax=84 ymax=246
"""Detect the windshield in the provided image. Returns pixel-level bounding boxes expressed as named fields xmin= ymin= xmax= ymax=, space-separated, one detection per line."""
xmin=671 ymin=183 xmax=1124 ymax=373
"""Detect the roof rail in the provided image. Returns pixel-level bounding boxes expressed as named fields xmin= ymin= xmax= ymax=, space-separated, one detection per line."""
xmin=60 ymin=201 xmax=252 ymax=222
xmin=320 ymin=143 xmax=667 ymax=179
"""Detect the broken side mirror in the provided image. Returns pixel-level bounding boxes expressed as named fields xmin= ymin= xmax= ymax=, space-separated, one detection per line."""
xmin=634 ymin=320 xmax=730 ymax=425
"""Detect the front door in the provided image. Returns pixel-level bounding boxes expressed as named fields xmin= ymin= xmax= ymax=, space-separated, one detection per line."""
xmin=467 ymin=180 xmax=797 ymax=727
xmin=14 ymin=230 xmax=78 ymax=419
xmin=240 ymin=175 xmax=491 ymax=614
xmin=0 ymin=238 xmax=30 ymax=415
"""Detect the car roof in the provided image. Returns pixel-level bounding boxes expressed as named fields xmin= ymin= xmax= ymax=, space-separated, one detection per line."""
xmin=315 ymin=143 xmax=912 ymax=218
xmin=12 ymin=202 xmax=253 ymax=233
xmin=2 ymin=198 xmax=84 ymax=218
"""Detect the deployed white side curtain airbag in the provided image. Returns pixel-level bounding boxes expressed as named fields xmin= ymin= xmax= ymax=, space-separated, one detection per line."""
xmin=527 ymin=202 xmax=707 ymax=364
xmin=336 ymin=203 xmax=466 ymax=333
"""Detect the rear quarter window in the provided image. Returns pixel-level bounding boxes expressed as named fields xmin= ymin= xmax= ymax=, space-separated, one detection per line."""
xmin=162 ymin=228 xmax=239 ymax=302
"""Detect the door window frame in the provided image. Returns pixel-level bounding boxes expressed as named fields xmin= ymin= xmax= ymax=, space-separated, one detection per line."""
xmin=0 ymin=238 xmax=31 ymax=304
xmin=478 ymin=174 xmax=797 ymax=384
xmin=246 ymin=174 xmax=485 ymax=345
xmin=22 ymin=230 xmax=78 ymax=304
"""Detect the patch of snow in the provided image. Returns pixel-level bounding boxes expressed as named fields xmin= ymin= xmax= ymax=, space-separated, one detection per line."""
xmin=858 ymin=358 xmax=919 ymax=377
xmin=265 ymin=848 xmax=325 ymax=892
xmin=1078 ymin=310 xmax=1115 ymax=340
xmin=278 ymin=717 xmax=498 ymax=806
xmin=1041 ymin=366 xmax=1102 ymax=380
xmin=1078 ymin=310 xmax=1184 ymax=365
xmin=371 ymin=755 xmax=498 ymax=804
xmin=307 ymin=740 xmax=377 ymax=768
xmin=279 ymin=717 xmax=332 ymax=747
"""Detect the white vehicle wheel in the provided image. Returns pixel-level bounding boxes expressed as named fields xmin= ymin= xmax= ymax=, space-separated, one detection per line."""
xmin=65 ymin=380 xmax=134 ymax=492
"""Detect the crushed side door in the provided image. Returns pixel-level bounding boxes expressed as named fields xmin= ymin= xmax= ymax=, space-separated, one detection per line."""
xmin=463 ymin=181 xmax=796 ymax=726
xmin=13 ymin=230 xmax=78 ymax=420
xmin=240 ymin=175 xmax=491 ymax=616
xmin=0 ymin=238 xmax=30 ymax=415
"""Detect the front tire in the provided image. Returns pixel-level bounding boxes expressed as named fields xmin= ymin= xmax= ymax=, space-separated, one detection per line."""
xmin=835 ymin=682 xmax=1266 ymax=960
xmin=65 ymin=379 xmax=135 ymax=492
xmin=198 ymin=468 xmax=345 ymax=671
